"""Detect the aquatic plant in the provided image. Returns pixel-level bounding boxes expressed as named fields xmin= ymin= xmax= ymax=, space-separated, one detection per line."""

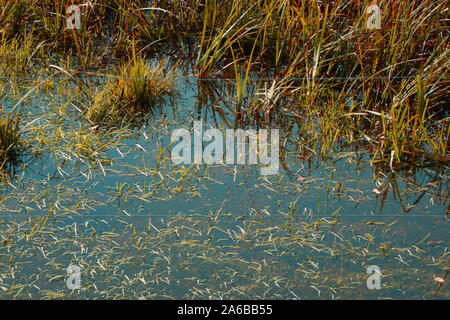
xmin=0 ymin=34 xmax=35 ymax=77
xmin=0 ymin=106 xmax=22 ymax=174
xmin=0 ymin=0 xmax=448 ymax=301
xmin=86 ymin=57 xmax=177 ymax=125
xmin=0 ymin=0 xmax=28 ymax=39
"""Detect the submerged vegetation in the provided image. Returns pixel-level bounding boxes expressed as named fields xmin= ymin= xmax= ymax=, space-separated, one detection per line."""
xmin=0 ymin=0 xmax=448 ymax=299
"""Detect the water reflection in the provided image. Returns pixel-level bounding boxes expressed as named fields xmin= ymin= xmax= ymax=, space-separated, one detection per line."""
xmin=0 ymin=75 xmax=448 ymax=299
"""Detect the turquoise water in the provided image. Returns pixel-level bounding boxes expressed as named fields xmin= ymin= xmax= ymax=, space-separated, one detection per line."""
xmin=0 ymin=76 xmax=448 ymax=299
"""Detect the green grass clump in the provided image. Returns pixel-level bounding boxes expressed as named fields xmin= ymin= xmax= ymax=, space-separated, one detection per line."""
xmin=0 ymin=106 xmax=22 ymax=174
xmin=0 ymin=34 xmax=35 ymax=77
xmin=85 ymin=57 xmax=177 ymax=125
xmin=117 ymin=58 xmax=176 ymax=108
xmin=0 ymin=0 xmax=28 ymax=38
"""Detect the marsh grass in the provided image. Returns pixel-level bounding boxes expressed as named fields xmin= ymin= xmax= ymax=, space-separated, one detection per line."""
xmin=0 ymin=106 xmax=22 ymax=175
xmin=85 ymin=57 xmax=177 ymax=125
xmin=0 ymin=0 xmax=28 ymax=39
xmin=0 ymin=1 xmax=448 ymax=301
xmin=0 ymin=33 xmax=35 ymax=77
xmin=0 ymin=0 xmax=447 ymax=168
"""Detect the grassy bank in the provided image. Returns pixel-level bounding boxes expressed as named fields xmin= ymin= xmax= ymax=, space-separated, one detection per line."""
xmin=0 ymin=0 xmax=448 ymax=171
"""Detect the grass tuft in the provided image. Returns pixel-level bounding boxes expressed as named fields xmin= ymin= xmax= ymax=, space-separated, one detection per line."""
xmin=85 ymin=57 xmax=177 ymax=125
xmin=0 ymin=106 xmax=22 ymax=174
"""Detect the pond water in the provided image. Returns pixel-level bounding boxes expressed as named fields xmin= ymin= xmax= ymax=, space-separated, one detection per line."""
xmin=0 ymin=74 xmax=448 ymax=299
